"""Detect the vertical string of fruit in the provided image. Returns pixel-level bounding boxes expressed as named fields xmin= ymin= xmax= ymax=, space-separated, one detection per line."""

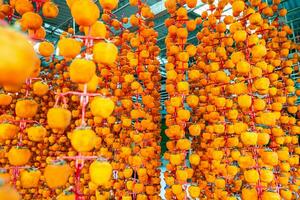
xmin=164 ymin=0 xmax=194 ymax=199
xmin=112 ymin=1 xmax=141 ymax=197
xmin=53 ymin=1 xmax=99 ymax=198
xmin=10 ymin=89 xmax=40 ymax=189
xmin=100 ymin=8 xmax=129 ymax=200
xmin=185 ymin=8 xmax=203 ymax=200
xmin=196 ymin=3 xmax=232 ymax=199
xmin=216 ymin=12 xmax=233 ymax=198
xmin=264 ymin=11 xmax=284 ymax=198
xmin=0 ymin=1 xmax=59 ymax=199
xmin=0 ymin=3 xmax=55 ymax=197
xmin=0 ymin=0 xmax=298 ymax=199
xmin=46 ymin=1 xmax=118 ymax=199
xmin=113 ymin=26 xmax=131 ymax=200
xmin=132 ymin=1 xmax=143 ymax=198
xmin=123 ymin=0 xmax=162 ymax=199
xmin=114 ymin=20 xmax=134 ymax=199
xmin=136 ymin=0 xmax=162 ymax=198
xmin=4 ymin=49 xmax=46 ymax=196
xmin=265 ymin=2 xmax=300 ymax=199
xmin=233 ymin=1 xmax=270 ymax=199
xmin=96 ymin=2 xmax=126 ymax=199
xmin=169 ymin=0 xmax=299 ymax=200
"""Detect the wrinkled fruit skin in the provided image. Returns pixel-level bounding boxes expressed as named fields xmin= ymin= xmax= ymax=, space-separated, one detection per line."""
xmin=47 ymin=108 xmax=72 ymax=130
xmin=89 ymin=160 xmax=113 ymax=186
xmin=70 ymin=129 xmax=98 ymax=152
xmin=69 ymin=59 xmax=96 ymax=84
xmin=90 ymin=97 xmax=115 ymax=118
xmin=8 ymin=147 xmax=32 ymax=166
xmin=15 ymin=99 xmax=38 ymax=118
xmin=93 ymin=42 xmax=118 ymax=66
xmin=27 ymin=126 xmax=47 ymax=142
xmin=20 ymin=169 xmax=41 ymax=188
xmin=44 ymin=163 xmax=71 ymax=189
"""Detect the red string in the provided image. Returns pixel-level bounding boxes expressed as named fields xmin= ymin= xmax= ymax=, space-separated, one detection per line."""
xmin=74 ymin=157 xmax=84 ymax=200
xmin=32 ymin=0 xmax=47 ymax=12
xmin=7 ymin=166 xmax=31 ymax=188
xmin=80 ymin=84 xmax=88 ymax=127
xmin=57 ymin=156 xmax=98 ymax=200
xmin=12 ymin=167 xmax=19 ymax=188
xmin=245 ymin=33 xmax=263 ymax=199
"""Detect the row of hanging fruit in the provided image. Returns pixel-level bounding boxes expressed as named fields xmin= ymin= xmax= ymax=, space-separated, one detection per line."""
xmin=0 ymin=0 xmax=299 ymax=199
xmin=163 ymin=0 xmax=299 ymax=199
xmin=0 ymin=0 xmax=162 ymax=199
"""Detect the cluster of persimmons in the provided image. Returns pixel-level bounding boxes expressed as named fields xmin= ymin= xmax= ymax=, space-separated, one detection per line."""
xmin=0 ymin=0 xmax=162 ymax=199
